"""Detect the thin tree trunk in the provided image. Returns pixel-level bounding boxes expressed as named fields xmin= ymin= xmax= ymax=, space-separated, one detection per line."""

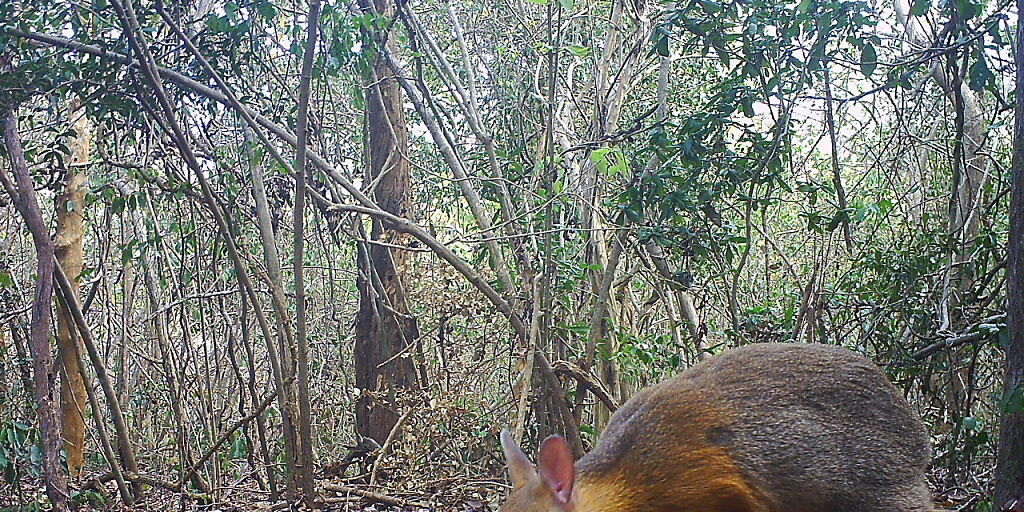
xmin=55 ymin=101 xmax=89 ymax=477
xmin=512 ymin=280 xmax=542 ymax=445
xmin=292 ymin=1 xmax=321 ymax=504
xmin=239 ymin=130 xmax=300 ymax=495
xmin=573 ymin=232 xmax=625 ymax=423
xmin=238 ymin=294 xmax=278 ymax=499
xmin=0 ymin=109 xmax=69 ymax=512
xmin=822 ymin=66 xmax=853 ymax=252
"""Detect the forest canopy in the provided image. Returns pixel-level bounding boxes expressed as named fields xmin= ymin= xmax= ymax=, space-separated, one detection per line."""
xmin=0 ymin=0 xmax=1022 ymax=510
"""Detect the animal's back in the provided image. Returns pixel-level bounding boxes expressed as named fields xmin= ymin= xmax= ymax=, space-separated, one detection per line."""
xmin=578 ymin=343 xmax=933 ymax=512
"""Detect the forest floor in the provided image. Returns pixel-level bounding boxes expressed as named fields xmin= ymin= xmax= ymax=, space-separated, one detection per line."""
xmin=0 ymin=479 xmax=988 ymax=511
xmin=2 ymin=474 xmax=503 ymax=511
xmin=0 ymin=464 xmax=988 ymax=511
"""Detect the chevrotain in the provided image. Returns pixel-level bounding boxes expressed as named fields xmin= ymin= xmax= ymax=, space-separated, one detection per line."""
xmin=499 ymin=343 xmax=934 ymax=512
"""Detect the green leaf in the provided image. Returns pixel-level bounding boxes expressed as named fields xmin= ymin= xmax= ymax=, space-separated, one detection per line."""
xmin=910 ymin=0 xmax=930 ymax=15
xmin=590 ymin=147 xmax=627 ymax=177
xmin=655 ymin=35 xmax=670 ymax=56
xmin=230 ymin=436 xmax=248 ymax=459
xmin=558 ymin=0 xmax=574 ymax=9
xmin=827 ymin=210 xmax=850 ymax=232
xmin=712 ymin=39 xmax=730 ymax=67
xmin=953 ymin=0 xmax=982 ymax=18
xmin=256 ymin=1 xmax=278 ymax=19
xmin=968 ymin=55 xmax=993 ymax=91
xmin=566 ymin=45 xmax=590 ymax=57
xmin=860 ymin=43 xmax=877 ymax=77
xmin=697 ymin=0 xmax=724 ymax=13
xmin=651 ymin=27 xmax=671 ymax=57
xmin=589 ymin=147 xmax=612 ymax=165
xmin=525 ymin=0 xmax=549 ymax=4
xmin=206 ymin=15 xmax=228 ymax=33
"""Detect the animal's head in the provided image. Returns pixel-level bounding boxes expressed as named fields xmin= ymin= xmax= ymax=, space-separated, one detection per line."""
xmin=498 ymin=429 xmax=576 ymax=512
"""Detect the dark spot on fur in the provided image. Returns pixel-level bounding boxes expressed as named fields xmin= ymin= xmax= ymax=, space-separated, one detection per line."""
xmin=706 ymin=426 xmax=735 ymax=446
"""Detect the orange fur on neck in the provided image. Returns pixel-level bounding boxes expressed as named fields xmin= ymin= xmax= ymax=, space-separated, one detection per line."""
xmin=572 ymin=395 xmax=770 ymax=512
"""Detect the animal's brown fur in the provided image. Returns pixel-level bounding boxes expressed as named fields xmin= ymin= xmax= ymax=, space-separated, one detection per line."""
xmin=499 ymin=343 xmax=935 ymax=512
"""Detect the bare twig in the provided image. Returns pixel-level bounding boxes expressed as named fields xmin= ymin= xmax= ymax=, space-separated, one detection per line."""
xmin=323 ymin=484 xmax=429 ymax=508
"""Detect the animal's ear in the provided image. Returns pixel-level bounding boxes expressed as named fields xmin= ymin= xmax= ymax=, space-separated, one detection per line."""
xmin=500 ymin=429 xmax=536 ymax=488
xmin=538 ymin=435 xmax=575 ymax=506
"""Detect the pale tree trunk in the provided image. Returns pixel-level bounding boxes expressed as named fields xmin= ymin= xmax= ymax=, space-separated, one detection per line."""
xmin=242 ymin=131 xmax=285 ymax=500
xmin=354 ymin=0 xmax=422 ymax=444
xmin=993 ymin=0 xmax=1024 ymax=504
xmin=1 ymin=109 xmax=69 ymax=512
xmin=55 ymin=102 xmax=89 ymax=477
xmin=242 ymin=132 xmax=300 ymax=495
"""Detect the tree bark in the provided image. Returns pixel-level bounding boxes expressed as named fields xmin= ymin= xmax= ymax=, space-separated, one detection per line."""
xmin=52 ymin=259 xmax=140 ymax=502
xmin=55 ymin=102 xmax=89 ymax=477
xmin=1 ymin=109 xmax=69 ymax=511
xmin=293 ymin=0 xmax=322 ymax=504
xmin=994 ymin=0 xmax=1024 ymax=503
xmin=354 ymin=0 xmax=422 ymax=444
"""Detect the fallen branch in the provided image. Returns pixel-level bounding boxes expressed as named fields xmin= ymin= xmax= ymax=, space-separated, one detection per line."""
xmin=322 ymin=484 xmax=429 ymax=508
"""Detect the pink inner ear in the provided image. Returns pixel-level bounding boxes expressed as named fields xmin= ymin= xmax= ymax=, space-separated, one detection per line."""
xmin=538 ymin=435 xmax=575 ymax=505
